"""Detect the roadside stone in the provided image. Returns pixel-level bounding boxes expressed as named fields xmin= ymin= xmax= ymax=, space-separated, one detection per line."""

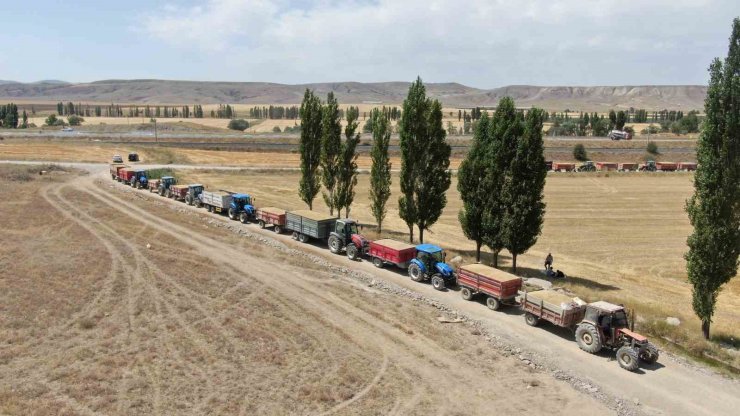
xmin=666 ymin=317 xmax=681 ymax=326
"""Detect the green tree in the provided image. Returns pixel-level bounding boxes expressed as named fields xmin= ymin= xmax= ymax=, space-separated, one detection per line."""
xmin=502 ymin=108 xmax=547 ymax=272
xmin=685 ymin=18 xmax=740 ymax=340
xmin=573 ymin=143 xmax=588 ymax=161
xmin=335 ymin=106 xmax=360 ymax=218
xmin=321 ymin=92 xmax=342 ymax=216
xmin=45 ymin=114 xmax=59 ymax=126
xmin=608 ymin=110 xmax=617 ymax=130
xmin=299 ymin=89 xmax=323 ymax=210
xmin=369 ymin=109 xmax=392 ymax=233
xmin=227 ymin=119 xmax=249 ymax=131
xmin=457 ymin=112 xmax=491 ymax=262
xmin=21 ymin=110 xmax=28 ymax=128
xmin=398 ymin=77 xmax=451 ymax=243
xmin=67 ymin=115 xmax=84 ymax=126
xmin=616 ymin=110 xmax=627 ymax=130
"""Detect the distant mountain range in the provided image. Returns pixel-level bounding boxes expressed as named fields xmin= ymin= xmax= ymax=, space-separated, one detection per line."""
xmin=0 ymin=79 xmax=707 ymax=111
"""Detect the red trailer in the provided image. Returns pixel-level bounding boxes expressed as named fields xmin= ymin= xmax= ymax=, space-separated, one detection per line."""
xmin=457 ymin=264 xmax=522 ymax=310
xmin=677 ymin=162 xmax=697 ymax=171
xmin=148 ymin=179 xmax=160 ymax=193
xmin=521 ymin=290 xmax=586 ymax=329
xmin=618 ymin=162 xmax=639 ymax=171
xmin=368 ymin=239 xmax=416 ymax=269
xmin=119 ymin=168 xmax=136 ymax=183
xmin=656 ymin=162 xmax=678 ymax=172
xmin=552 ymin=162 xmax=576 ymax=172
xmin=110 ymin=164 xmax=127 ymax=180
xmin=596 ymin=162 xmax=618 ymax=171
xmin=169 ymin=184 xmax=189 ymax=200
xmin=255 ymin=207 xmax=286 ymax=233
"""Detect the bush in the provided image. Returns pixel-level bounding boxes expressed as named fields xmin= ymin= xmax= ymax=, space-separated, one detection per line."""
xmin=45 ymin=114 xmax=65 ymax=126
xmin=272 ymin=126 xmax=281 ymax=133
xmin=227 ymin=119 xmax=249 ymax=131
xmin=573 ymin=143 xmax=588 ymax=161
xmin=647 ymin=142 xmax=659 ymax=155
xmin=67 ymin=115 xmax=84 ymax=126
xmin=641 ymin=124 xmax=660 ymax=134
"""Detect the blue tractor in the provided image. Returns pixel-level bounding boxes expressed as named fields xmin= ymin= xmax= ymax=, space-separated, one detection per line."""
xmin=408 ymin=244 xmax=455 ymax=290
xmin=130 ymin=169 xmax=148 ymax=189
xmin=231 ymin=193 xmax=256 ymax=223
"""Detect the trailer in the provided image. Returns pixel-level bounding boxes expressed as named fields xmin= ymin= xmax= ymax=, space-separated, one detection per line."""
xmin=148 ymin=179 xmax=160 ymax=193
xmin=596 ymin=162 xmax=618 ymax=171
xmin=200 ymin=190 xmax=232 ymax=213
xmin=286 ymin=210 xmax=337 ymax=243
xmin=520 ymin=290 xmax=586 ymax=328
xmin=368 ymin=239 xmax=417 ymax=269
xmin=255 ymin=207 xmax=286 ymax=233
xmin=169 ymin=184 xmax=202 ymax=202
xmin=119 ymin=167 xmax=136 ymax=184
xmin=655 ymin=162 xmax=678 ymax=172
xmin=552 ymin=162 xmax=576 ymax=172
xmin=457 ymin=264 xmax=523 ymax=310
xmin=110 ymin=164 xmax=127 ymax=180
xmin=677 ymin=162 xmax=697 ymax=171
xmin=618 ymin=162 xmax=639 ymax=171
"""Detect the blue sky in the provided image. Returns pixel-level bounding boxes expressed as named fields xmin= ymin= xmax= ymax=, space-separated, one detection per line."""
xmin=1 ymin=0 xmax=737 ymax=87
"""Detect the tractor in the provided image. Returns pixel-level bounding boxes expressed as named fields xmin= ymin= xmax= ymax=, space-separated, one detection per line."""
xmin=130 ymin=169 xmax=148 ymax=189
xmin=327 ymin=219 xmax=368 ymax=261
xmin=184 ymin=185 xmax=205 ymax=205
xmin=577 ymin=161 xmax=596 ymax=172
xmin=639 ymin=160 xmax=657 ymax=172
xmin=408 ymin=244 xmax=455 ymax=290
xmin=229 ymin=193 xmax=255 ymax=222
xmin=158 ymin=176 xmax=177 ymax=196
xmin=575 ymin=301 xmax=659 ymax=371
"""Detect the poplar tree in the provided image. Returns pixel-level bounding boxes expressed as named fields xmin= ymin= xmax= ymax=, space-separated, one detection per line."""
xmin=685 ymin=18 xmax=740 ymax=340
xmin=299 ymin=89 xmax=323 ymax=210
xmin=458 ymin=112 xmax=491 ymax=262
xmin=398 ymin=77 xmax=451 ymax=243
xmin=502 ymin=108 xmax=547 ymax=272
xmin=335 ymin=106 xmax=360 ymax=218
xmin=320 ymin=92 xmax=342 ymax=215
xmin=369 ymin=108 xmax=392 ymax=233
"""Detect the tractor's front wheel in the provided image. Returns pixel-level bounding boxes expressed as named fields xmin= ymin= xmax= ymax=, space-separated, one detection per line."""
xmin=328 ymin=236 xmax=341 ymax=254
xmin=575 ymin=324 xmax=602 ymax=354
xmin=408 ymin=263 xmax=424 ymax=282
xmin=346 ymin=244 xmax=359 ymax=260
xmin=228 ymin=208 xmax=237 ymax=220
xmin=185 ymin=195 xmax=193 ymax=205
xmin=240 ymin=213 xmax=249 ymax=223
xmin=616 ymin=346 xmax=639 ymax=371
xmin=639 ymin=342 xmax=659 ymax=364
xmin=431 ymin=275 xmax=445 ymax=291
xmin=486 ymin=297 xmax=501 ymax=311
xmin=460 ymin=287 xmax=474 ymax=301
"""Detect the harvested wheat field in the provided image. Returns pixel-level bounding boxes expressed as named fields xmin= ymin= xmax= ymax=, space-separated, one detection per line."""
xmin=0 ymin=165 xmax=610 ymax=415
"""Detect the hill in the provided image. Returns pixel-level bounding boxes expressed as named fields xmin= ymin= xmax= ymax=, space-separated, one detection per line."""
xmin=0 ymin=79 xmax=707 ymax=111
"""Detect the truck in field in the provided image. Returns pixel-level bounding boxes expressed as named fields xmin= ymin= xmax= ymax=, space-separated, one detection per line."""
xmin=169 ymin=184 xmax=203 ymax=202
xmin=110 ymin=164 xmax=127 ymax=180
xmin=368 ymin=240 xmax=454 ymax=290
xmin=156 ymin=176 xmax=177 ymax=196
xmin=521 ymin=291 xmax=659 ymax=371
xmin=457 ymin=264 xmax=522 ymax=310
xmin=255 ymin=207 xmax=286 ymax=232
xmin=286 ymin=210 xmax=368 ymax=260
xmin=608 ymin=130 xmax=632 ymax=140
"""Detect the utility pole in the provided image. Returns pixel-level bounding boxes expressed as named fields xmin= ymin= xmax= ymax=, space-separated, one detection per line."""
xmin=153 ymin=119 xmax=158 ymax=145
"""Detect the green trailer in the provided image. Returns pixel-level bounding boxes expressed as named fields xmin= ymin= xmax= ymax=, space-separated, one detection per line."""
xmin=285 ymin=210 xmax=337 ymax=243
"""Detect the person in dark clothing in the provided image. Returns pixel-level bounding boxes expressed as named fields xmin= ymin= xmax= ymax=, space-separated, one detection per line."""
xmin=544 ymin=253 xmax=553 ymax=271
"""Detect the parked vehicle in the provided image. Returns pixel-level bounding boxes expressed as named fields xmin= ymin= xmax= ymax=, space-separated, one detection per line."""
xmin=157 ymin=176 xmax=177 ymax=196
xmin=552 ymin=162 xmax=576 ymax=172
xmin=285 ymin=210 xmax=367 ymax=259
xmin=128 ymin=152 xmax=140 ymax=162
xmin=608 ymin=130 xmax=632 ymax=140
xmin=255 ymin=207 xmax=286 ymax=232
xmin=457 ymin=264 xmax=522 ymax=310
xmin=408 ymin=244 xmax=455 ymax=290
xmin=110 ymin=164 xmax=127 ymax=181
xmin=112 ymin=155 xmax=123 ymax=163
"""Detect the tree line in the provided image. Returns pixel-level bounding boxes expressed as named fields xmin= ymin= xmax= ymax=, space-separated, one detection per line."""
xmin=0 ymin=103 xmax=29 ymax=128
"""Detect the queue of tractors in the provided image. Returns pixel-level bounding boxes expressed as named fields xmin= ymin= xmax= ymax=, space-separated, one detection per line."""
xmin=109 ymin=164 xmax=660 ymax=372
xmin=547 ymin=160 xmax=697 ymax=172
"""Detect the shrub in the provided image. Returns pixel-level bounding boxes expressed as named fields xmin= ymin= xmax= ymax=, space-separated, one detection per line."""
xmin=272 ymin=126 xmax=281 ymax=133
xmin=67 ymin=115 xmax=84 ymax=126
xmin=573 ymin=143 xmax=588 ymax=161
xmin=647 ymin=142 xmax=659 ymax=155
xmin=45 ymin=114 xmax=65 ymax=126
xmin=227 ymin=119 xmax=249 ymax=131
xmin=641 ymin=124 xmax=660 ymax=134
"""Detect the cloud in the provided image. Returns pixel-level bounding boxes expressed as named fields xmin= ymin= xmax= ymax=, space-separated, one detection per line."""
xmin=136 ymin=0 xmax=734 ymax=85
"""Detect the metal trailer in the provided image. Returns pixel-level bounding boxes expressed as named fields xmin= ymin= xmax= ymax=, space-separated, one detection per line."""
xmin=200 ymin=190 xmax=232 ymax=213
xmin=169 ymin=184 xmax=190 ymax=201
xmin=148 ymin=179 xmax=160 ymax=193
xmin=110 ymin=164 xmax=127 ymax=180
xmin=552 ymin=162 xmax=576 ymax=172
xmin=457 ymin=264 xmax=523 ymax=311
xmin=655 ymin=162 xmax=678 ymax=172
xmin=285 ymin=210 xmax=337 ymax=243
xmin=677 ymin=162 xmax=697 ymax=171
xmin=520 ymin=290 xmax=586 ymax=328
xmin=618 ymin=162 xmax=639 ymax=171
xmin=596 ymin=162 xmax=618 ymax=171
xmin=368 ymin=239 xmax=417 ymax=269
xmin=119 ymin=168 xmax=136 ymax=183
xmin=255 ymin=207 xmax=286 ymax=233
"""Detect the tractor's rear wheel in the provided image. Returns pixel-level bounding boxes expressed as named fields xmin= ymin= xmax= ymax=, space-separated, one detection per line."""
xmin=185 ymin=195 xmax=193 ymax=205
xmin=617 ymin=346 xmax=639 ymax=371
xmin=372 ymin=257 xmax=383 ymax=268
xmin=524 ymin=313 xmax=540 ymax=327
xmin=639 ymin=342 xmax=659 ymax=364
xmin=273 ymin=225 xmax=282 ymax=234
xmin=575 ymin=324 xmax=602 ymax=354
xmin=298 ymin=233 xmax=309 ymax=243
xmin=431 ymin=275 xmax=445 ymax=291
xmin=486 ymin=297 xmax=501 ymax=311
xmin=346 ymin=244 xmax=358 ymax=260
xmin=460 ymin=287 xmax=474 ymax=301
xmin=228 ymin=208 xmax=237 ymax=220
xmin=408 ymin=263 xmax=424 ymax=282
xmin=328 ymin=236 xmax=341 ymax=254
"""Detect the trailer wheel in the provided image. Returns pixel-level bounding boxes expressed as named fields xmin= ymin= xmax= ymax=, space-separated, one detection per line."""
xmin=372 ymin=257 xmax=383 ymax=268
xmin=346 ymin=244 xmax=358 ymax=260
xmin=575 ymin=324 xmax=602 ymax=354
xmin=408 ymin=263 xmax=424 ymax=282
xmin=486 ymin=297 xmax=501 ymax=311
xmin=328 ymin=236 xmax=341 ymax=254
xmin=460 ymin=287 xmax=474 ymax=301
xmin=228 ymin=208 xmax=237 ymax=220
xmin=258 ymin=220 xmax=265 ymax=228
xmin=111 ymin=174 xmax=116 ymax=180
xmin=639 ymin=342 xmax=659 ymax=364
xmin=616 ymin=346 xmax=639 ymax=371
xmin=524 ymin=313 xmax=540 ymax=327
xmin=298 ymin=233 xmax=309 ymax=243
xmin=291 ymin=232 xmax=299 ymax=240
xmin=431 ymin=275 xmax=445 ymax=291
xmin=273 ymin=225 xmax=282 ymax=234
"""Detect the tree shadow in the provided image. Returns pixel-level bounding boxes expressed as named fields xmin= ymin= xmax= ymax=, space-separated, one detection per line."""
xmin=510 ymin=266 xmax=622 ymax=292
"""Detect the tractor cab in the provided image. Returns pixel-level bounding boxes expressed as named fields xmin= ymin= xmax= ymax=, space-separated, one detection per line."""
xmin=158 ymin=176 xmax=176 ymax=195
xmin=187 ymin=184 xmax=204 ymax=200
xmin=230 ymin=193 xmax=255 ymax=220
xmin=132 ymin=169 xmax=148 ymax=188
xmin=578 ymin=161 xmax=596 ymax=172
xmin=409 ymin=244 xmax=455 ymax=289
xmin=584 ymin=301 xmax=629 ymax=343
xmin=328 ymin=219 xmax=368 ymax=260
xmin=641 ymin=160 xmax=657 ymax=171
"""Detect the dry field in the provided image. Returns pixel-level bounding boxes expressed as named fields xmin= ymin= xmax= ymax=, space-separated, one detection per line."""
xmin=0 ymin=165 xmax=610 ymax=415
xmin=176 ymin=169 xmax=739 ymax=367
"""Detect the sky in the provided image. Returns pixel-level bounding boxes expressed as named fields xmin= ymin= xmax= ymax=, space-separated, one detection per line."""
xmin=0 ymin=0 xmax=737 ymax=88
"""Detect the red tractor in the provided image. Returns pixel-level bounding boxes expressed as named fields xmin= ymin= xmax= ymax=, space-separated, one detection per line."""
xmin=575 ymin=301 xmax=659 ymax=371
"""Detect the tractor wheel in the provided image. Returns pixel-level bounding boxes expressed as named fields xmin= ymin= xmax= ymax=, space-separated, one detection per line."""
xmin=346 ymin=244 xmax=359 ymax=260
xmin=291 ymin=232 xmax=299 ymax=240
xmin=486 ymin=297 xmax=501 ymax=311
xmin=372 ymin=257 xmax=383 ymax=268
xmin=431 ymin=274 xmax=445 ymax=291
xmin=258 ymin=220 xmax=265 ymax=228
xmin=239 ymin=213 xmax=249 ymax=223
xmin=298 ymin=233 xmax=309 ymax=243
xmin=524 ymin=313 xmax=540 ymax=327
xmin=328 ymin=236 xmax=341 ymax=254
xmin=228 ymin=208 xmax=237 ymax=220
xmin=639 ymin=342 xmax=659 ymax=364
xmin=273 ymin=225 xmax=282 ymax=234
xmin=159 ymin=189 xmax=164 ymax=196
xmin=575 ymin=324 xmax=602 ymax=354
xmin=206 ymin=205 xmax=212 ymax=213
xmin=616 ymin=346 xmax=639 ymax=371
xmin=166 ymin=189 xmax=172 ymax=198
xmin=185 ymin=195 xmax=193 ymax=205
xmin=460 ymin=287 xmax=474 ymax=301
xmin=111 ymin=174 xmax=116 ymax=180
xmin=408 ymin=263 xmax=424 ymax=282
